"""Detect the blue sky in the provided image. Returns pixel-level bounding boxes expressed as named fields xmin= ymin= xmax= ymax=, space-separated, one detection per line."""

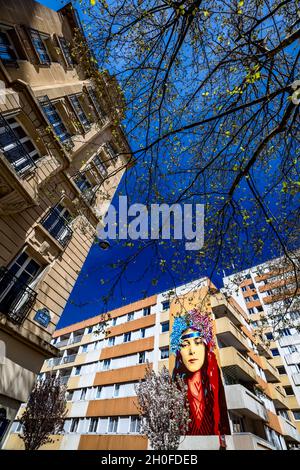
xmin=38 ymin=0 xmax=292 ymax=328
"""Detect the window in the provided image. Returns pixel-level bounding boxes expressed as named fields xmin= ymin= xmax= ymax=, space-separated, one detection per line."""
xmin=280 ymin=328 xmax=291 ymax=337
xmin=130 ymin=417 xmax=141 ymax=433
xmin=160 ymin=347 xmax=169 ymax=360
xmin=93 ymin=155 xmax=107 ymax=178
xmin=245 ymin=274 xmax=252 ymax=280
xmin=245 ymin=296 xmax=251 ymax=303
xmin=41 ymin=204 xmax=73 ymax=247
xmin=0 ymin=115 xmax=40 ymax=174
xmin=112 ymin=318 xmax=117 ymax=326
xmin=0 ymin=30 xmax=17 ymax=63
xmin=256 ymin=306 xmax=263 ymax=312
xmin=265 ymin=332 xmax=273 ymax=340
xmin=82 ymin=344 xmax=88 ymax=353
xmin=103 ymin=359 xmax=111 ymax=370
xmin=70 ymin=418 xmax=79 ymax=433
xmin=284 ymin=386 xmax=294 ymax=396
xmin=232 ymin=415 xmax=245 ymax=433
xmin=277 ymin=366 xmax=286 ymax=375
xmin=87 ymin=86 xmax=107 ymax=122
xmin=74 ymin=366 xmax=81 ymax=376
xmin=249 ymin=284 xmax=255 ymax=289
xmin=140 ymin=328 xmax=146 ymax=339
xmin=0 ymin=251 xmax=41 ymax=324
xmin=105 ymin=142 xmax=117 ymax=161
xmin=96 ymin=386 xmax=102 ymax=398
xmin=87 ymin=326 xmax=93 ymax=334
xmin=143 ymin=307 xmax=151 ymax=316
xmin=138 ymin=351 xmax=146 ymax=364
xmin=80 ymin=388 xmax=86 ymax=400
xmin=293 ymin=411 xmax=300 ymax=421
xmin=271 ymin=348 xmax=280 ymax=357
xmin=161 ymin=321 xmax=169 ymax=333
xmin=28 ymin=29 xmax=50 ymax=65
xmin=108 ymin=336 xmax=115 ymax=347
xmin=248 ymin=308 xmax=255 ymax=314
xmin=39 ymin=96 xmax=72 ymax=144
xmin=127 ymin=312 xmax=134 ymax=321
xmin=162 ymin=301 xmax=170 ymax=310
xmin=57 ymin=36 xmax=73 ymax=67
xmin=241 ymin=286 xmax=247 ymax=292
xmin=69 ymin=95 xmax=90 ymax=132
xmin=74 ymin=173 xmax=94 ymax=203
xmin=252 ymin=294 xmax=259 ymax=300
xmin=124 ymin=332 xmax=131 ymax=343
xmin=89 ymin=418 xmax=98 ymax=433
xmin=287 ymin=345 xmax=298 ymax=354
xmin=114 ymin=384 xmax=120 ymax=397
xmin=108 ymin=417 xmax=118 ymax=433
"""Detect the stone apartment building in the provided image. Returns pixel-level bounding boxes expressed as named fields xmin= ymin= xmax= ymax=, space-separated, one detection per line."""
xmin=5 ymin=279 xmax=300 ymax=450
xmin=0 ymin=0 xmax=130 ymax=444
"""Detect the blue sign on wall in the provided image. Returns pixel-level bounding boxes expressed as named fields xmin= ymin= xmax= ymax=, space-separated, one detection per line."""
xmin=34 ymin=308 xmax=51 ymax=327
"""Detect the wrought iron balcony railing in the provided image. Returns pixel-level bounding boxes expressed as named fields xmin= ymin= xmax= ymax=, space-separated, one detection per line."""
xmin=0 ymin=266 xmax=37 ymax=324
xmin=41 ymin=207 xmax=73 ymax=248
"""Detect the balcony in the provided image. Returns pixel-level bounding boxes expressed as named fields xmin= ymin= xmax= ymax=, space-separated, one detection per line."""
xmin=60 ymin=354 xmax=77 ymax=365
xmin=218 ymin=347 xmax=256 ymax=382
xmin=267 ymin=384 xmax=289 ymax=409
xmin=210 ymin=294 xmax=243 ymax=326
xmin=278 ymin=415 xmax=300 ymax=442
xmin=215 ymin=317 xmax=249 ymax=352
xmin=259 ymin=356 xmax=280 ymax=383
xmin=55 ymin=338 xmax=70 ymax=348
xmin=60 ymin=375 xmax=71 ymax=385
xmin=40 ymin=207 xmax=73 ymax=248
xmin=0 ymin=266 xmax=37 ymax=324
xmin=279 ymin=334 xmax=300 ymax=348
xmin=292 ymin=373 xmax=300 ymax=386
xmin=225 ymin=384 xmax=267 ymax=421
xmin=178 ymin=433 xmax=276 ymax=450
xmin=69 ymin=335 xmax=84 ymax=345
xmin=285 ymin=352 xmax=300 ymax=365
xmin=256 ymin=340 xmax=273 ymax=359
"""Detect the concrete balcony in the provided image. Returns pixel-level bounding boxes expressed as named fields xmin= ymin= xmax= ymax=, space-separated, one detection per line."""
xmin=225 ymin=384 xmax=267 ymax=421
xmin=267 ymin=384 xmax=289 ymax=409
xmin=219 ymin=347 xmax=256 ymax=382
xmin=278 ymin=416 xmax=300 ymax=443
xmin=286 ymin=395 xmax=300 ymax=410
xmin=292 ymin=373 xmax=300 ymax=386
xmin=259 ymin=356 xmax=280 ymax=383
xmin=279 ymin=334 xmax=300 ymax=348
xmin=178 ymin=433 xmax=276 ymax=450
xmin=256 ymin=341 xmax=272 ymax=359
xmin=215 ymin=317 xmax=249 ymax=352
xmin=285 ymin=352 xmax=300 ymax=365
xmin=210 ymin=294 xmax=243 ymax=326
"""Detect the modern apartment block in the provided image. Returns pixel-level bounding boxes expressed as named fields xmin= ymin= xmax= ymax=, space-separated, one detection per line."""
xmin=0 ymin=0 xmax=130 ymax=444
xmin=5 ymin=278 xmax=300 ymax=450
xmin=223 ymin=254 xmax=300 ymax=433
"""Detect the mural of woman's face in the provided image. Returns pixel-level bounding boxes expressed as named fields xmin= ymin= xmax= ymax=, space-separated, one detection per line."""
xmin=180 ymin=328 xmax=205 ymax=373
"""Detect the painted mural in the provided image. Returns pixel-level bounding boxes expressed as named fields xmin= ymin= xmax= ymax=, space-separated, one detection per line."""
xmin=170 ymin=309 xmax=230 ymax=447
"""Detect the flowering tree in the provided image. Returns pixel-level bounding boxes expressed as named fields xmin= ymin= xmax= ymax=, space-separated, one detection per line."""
xmin=134 ymin=364 xmax=190 ymax=450
xmin=19 ymin=375 xmax=67 ymax=451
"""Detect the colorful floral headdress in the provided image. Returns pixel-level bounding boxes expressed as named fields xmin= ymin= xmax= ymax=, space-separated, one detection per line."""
xmin=170 ymin=309 xmax=215 ymax=354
